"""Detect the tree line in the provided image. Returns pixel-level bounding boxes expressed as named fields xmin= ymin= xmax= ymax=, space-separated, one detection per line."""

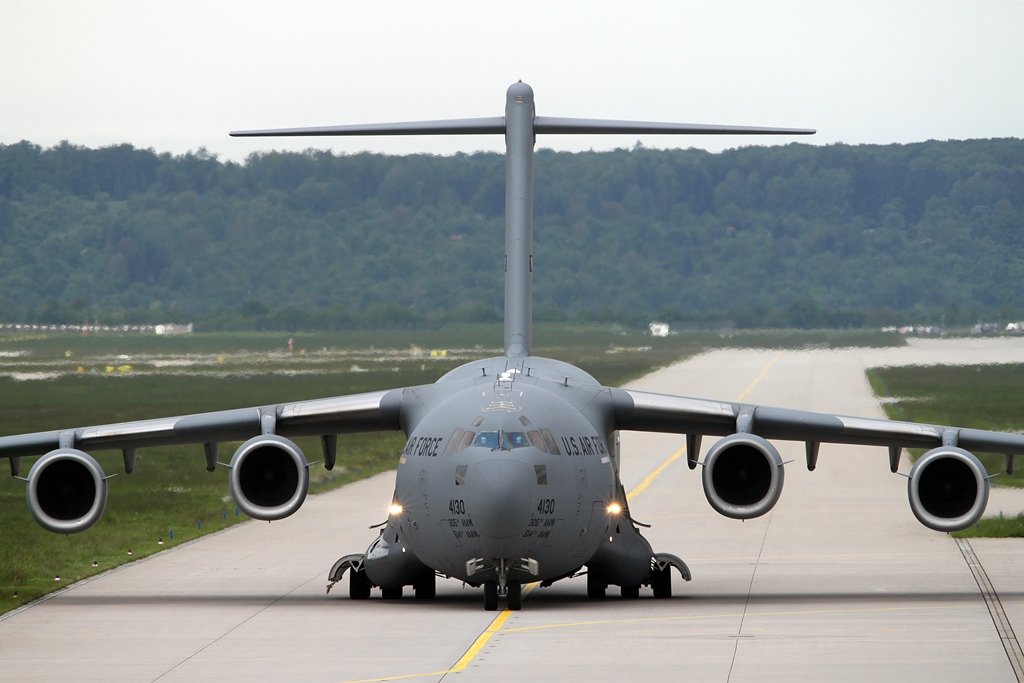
xmin=0 ymin=137 xmax=1022 ymax=330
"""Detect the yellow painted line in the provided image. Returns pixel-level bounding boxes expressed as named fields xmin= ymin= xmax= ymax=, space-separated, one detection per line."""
xmin=735 ymin=352 xmax=784 ymax=402
xmin=627 ymin=445 xmax=685 ymax=500
xmin=446 ymin=608 xmax=515 ymax=670
xmin=337 ymin=583 xmax=537 ymax=683
xmin=501 ymin=602 xmax=973 ymax=634
xmin=626 ymin=352 xmax=784 ymax=501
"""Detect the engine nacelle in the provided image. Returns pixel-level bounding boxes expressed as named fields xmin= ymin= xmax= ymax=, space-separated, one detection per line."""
xmin=908 ymin=446 xmax=989 ymax=532
xmin=228 ymin=435 xmax=309 ymax=521
xmin=26 ymin=449 xmax=108 ymax=534
xmin=702 ymin=433 xmax=785 ymax=520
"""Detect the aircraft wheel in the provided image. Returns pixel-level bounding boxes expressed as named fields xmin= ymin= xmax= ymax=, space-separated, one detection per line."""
xmin=414 ymin=572 xmax=436 ymax=600
xmin=381 ymin=586 xmax=403 ymax=600
xmin=349 ymin=569 xmax=371 ymax=600
xmin=506 ymin=581 xmax=522 ymax=611
xmin=652 ymin=567 xmax=672 ymax=599
xmin=621 ymin=584 xmax=640 ymax=600
xmin=586 ymin=571 xmax=606 ymax=599
xmin=483 ymin=581 xmax=498 ymax=611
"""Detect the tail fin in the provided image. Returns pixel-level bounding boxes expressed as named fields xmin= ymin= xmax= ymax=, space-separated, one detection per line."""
xmin=231 ymin=83 xmax=814 ymax=357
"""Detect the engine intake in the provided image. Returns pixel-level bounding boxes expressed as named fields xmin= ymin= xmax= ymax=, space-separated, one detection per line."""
xmin=229 ymin=435 xmax=309 ymax=521
xmin=702 ymin=433 xmax=785 ymax=519
xmin=27 ymin=449 xmax=108 ymax=534
xmin=908 ymin=446 xmax=988 ymax=532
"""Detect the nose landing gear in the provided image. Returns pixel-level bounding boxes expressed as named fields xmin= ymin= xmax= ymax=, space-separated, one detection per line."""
xmin=483 ymin=580 xmax=498 ymax=611
xmin=482 ymin=578 xmax=523 ymax=611
xmin=507 ymin=580 xmax=522 ymax=610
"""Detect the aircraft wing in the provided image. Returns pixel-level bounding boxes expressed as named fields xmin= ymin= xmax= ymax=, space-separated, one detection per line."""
xmin=2 ymin=386 xmax=423 ymax=532
xmin=0 ymin=388 xmax=406 ymax=462
xmin=611 ymin=387 xmax=1024 ymax=459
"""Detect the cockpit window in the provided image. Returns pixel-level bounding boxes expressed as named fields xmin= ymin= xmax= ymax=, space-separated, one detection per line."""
xmin=445 ymin=430 xmax=465 ymax=456
xmin=540 ymin=429 xmax=560 ymax=455
xmin=472 ymin=432 xmax=500 ymax=449
xmin=502 ymin=432 xmax=529 ymax=449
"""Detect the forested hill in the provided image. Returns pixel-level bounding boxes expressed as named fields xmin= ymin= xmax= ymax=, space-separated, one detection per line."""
xmin=0 ymin=137 xmax=1022 ymax=329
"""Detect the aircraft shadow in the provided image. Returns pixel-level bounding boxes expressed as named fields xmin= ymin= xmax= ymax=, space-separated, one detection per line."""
xmin=49 ymin=588 xmax=1023 ymax=611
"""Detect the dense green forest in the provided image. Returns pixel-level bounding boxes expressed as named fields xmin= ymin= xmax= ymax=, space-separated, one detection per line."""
xmin=0 ymin=137 xmax=1022 ymax=330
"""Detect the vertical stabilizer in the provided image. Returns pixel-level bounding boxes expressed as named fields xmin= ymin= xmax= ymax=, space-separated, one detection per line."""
xmin=503 ymin=83 xmax=535 ymax=358
xmin=229 ymin=85 xmax=813 ymax=359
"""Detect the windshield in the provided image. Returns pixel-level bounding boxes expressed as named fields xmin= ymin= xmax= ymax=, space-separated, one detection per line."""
xmin=448 ymin=429 xmax=554 ymax=454
xmin=472 ymin=432 xmax=500 ymax=449
xmin=503 ymin=432 xmax=529 ymax=449
xmin=469 ymin=431 xmax=531 ymax=450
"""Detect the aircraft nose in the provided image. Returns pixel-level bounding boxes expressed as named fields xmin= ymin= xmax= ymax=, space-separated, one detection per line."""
xmin=465 ymin=458 xmax=534 ymax=539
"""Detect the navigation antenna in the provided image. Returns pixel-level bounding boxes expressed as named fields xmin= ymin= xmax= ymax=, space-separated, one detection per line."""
xmin=231 ymin=82 xmax=814 ymax=358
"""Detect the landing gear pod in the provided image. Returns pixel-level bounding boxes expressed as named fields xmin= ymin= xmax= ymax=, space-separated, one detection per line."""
xmin=229 ymin=435 xmax=309 ymax=521
xmin=908 ymin=447 xmax=989 ymax=532
xmin=702 ymin=433 xmax=785 ymax=520
xmin=26 ymin=449 xmax=108 ymax=534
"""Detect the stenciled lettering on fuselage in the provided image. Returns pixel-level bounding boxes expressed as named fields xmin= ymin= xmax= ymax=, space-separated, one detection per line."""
xmin=403 ymin=435 xmax=443 ymax=457
xmin=560 ymin=435 xmax=608 ymax=457
xmin=443 ymin=499 xmax=480 ymax=540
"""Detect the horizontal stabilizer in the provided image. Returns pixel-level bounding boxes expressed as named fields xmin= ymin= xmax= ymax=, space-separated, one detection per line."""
xmin=534 ymin=116 xmax=815 ymax=136
xmin=232 ymin=117 xmax=814 ymax=139
xmin=230 ymin=117 xmax=505 ymax=138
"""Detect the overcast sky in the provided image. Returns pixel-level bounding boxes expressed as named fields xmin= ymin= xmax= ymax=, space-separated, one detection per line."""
xmin=2 ymin=0 xmax=1022 ymax=162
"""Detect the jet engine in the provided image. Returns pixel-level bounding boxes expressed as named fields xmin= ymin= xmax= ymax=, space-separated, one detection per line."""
xmin=228 ymin=435 xmax=309 ymax=521
xmin=702 ymin=433 xmax=785 ymax=519
xmin=908 ymin=446 xmax=989 ymax=532
xmin=26 ymin=449 xmax=108 ymax=534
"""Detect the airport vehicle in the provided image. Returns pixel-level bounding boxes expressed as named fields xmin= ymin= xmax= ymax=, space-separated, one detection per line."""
xmin=3 ymin=83 xmax=1021 ymax=611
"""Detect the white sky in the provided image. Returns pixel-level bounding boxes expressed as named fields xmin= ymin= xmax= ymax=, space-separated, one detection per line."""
xmin=2 ymin=0 xmax=1023 ymax=162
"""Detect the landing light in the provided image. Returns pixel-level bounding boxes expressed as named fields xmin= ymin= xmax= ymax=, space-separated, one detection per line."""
xmin=607 ymin=503 xmax=622 ymax=515
xmin=388 ymin=504 xmax=403 ymax=516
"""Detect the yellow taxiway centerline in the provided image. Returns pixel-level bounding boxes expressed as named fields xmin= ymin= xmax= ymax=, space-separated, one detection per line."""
xmin=627 ymin=352 xmax=784 ymax=502
xmin=337 ymin=584 xmax=537 ymax=683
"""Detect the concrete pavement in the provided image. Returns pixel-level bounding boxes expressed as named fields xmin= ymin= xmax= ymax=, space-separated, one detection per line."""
xmin=1 ymin=338 xmax=1023 ymax=682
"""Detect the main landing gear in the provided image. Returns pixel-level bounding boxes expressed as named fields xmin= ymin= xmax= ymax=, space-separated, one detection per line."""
xmin=585 ymin=553 xmax=691 ymax=600
xmin=327 ymin=553 xmax=438 ymax=600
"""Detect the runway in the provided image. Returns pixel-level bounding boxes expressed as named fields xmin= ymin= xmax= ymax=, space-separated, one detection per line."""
xmin=2 ymin=338 xmax=1024 ymax=682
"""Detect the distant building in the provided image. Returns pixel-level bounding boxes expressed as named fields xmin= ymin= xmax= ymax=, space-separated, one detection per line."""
xmin=649 ymin=322 xmax=670 ymax=337
xmin=154 ymin=323 xmax=193 ymax=335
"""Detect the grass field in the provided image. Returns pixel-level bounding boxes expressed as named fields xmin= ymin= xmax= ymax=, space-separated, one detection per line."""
xmin=868 ymin=364 xmax=1024 ymax=488
xmin=868 ymin=363 xmax=1024 ymax=538
xmin=0 ymin=326 xmax=902 ymax=614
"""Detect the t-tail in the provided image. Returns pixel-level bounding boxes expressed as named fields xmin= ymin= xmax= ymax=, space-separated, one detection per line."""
xmin=231 ymin=82 xmax=814 ymax=358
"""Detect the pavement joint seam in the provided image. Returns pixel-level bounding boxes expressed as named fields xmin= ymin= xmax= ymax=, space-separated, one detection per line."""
xmin=956 ymin=538 xmax=1024 ymax=681
xmin=149 ymin=569 xmax=321 ymax=683
xmin=727 ymin=513 xmax=773 ymax=682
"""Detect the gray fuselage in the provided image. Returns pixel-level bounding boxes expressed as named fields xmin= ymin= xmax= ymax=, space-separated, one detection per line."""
xmin=380 ymin=354 xmax=624 ymax=586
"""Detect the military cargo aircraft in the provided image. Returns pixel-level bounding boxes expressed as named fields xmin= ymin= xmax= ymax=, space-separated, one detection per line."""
xmin=3 ymin=83 xmax=1021 ymax=611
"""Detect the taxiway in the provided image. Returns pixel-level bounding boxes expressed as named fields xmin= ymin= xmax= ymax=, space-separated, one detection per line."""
xmin=1 ymin=338 xmax=1023 ymax=682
